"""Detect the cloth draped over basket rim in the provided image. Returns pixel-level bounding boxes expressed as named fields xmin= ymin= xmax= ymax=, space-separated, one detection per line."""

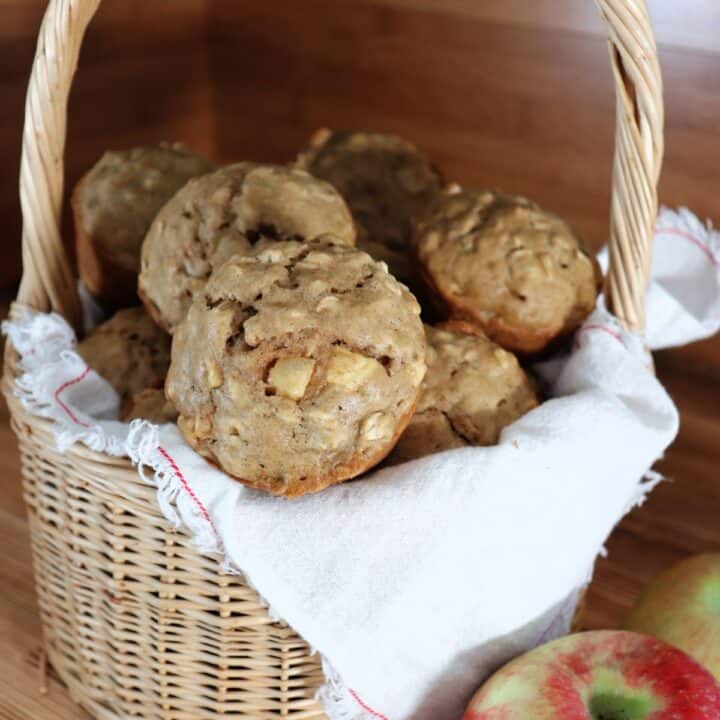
xmin=6 ymin=206 xmax=720 ymax=719
xmin=6 ymin=0 xmax=700 ymax=718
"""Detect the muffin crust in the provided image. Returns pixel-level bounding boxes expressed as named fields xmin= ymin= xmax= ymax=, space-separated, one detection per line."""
xmin=73 ymin=143 xmax=215 ymax=307
xmin=77 ymin=307 xmax=171 ymax=404
xmin=296 ymin=129 xmax=442 ymax=281
xmin=121 ymin=388 xmax=178 ymax=424
xmin=388 ymin=321 xmax=539 ymax=464
xmin=139 ymin=163 xmax=356 ymax=332
xmin=167 ymin=238 xmax=426 ymax=497
xmin=414 ymin=188 xmax=601 ymax=353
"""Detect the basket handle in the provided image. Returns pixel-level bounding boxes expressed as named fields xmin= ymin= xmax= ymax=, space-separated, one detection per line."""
xmin=16 ymin=0 xmax=663 ymax=333
xmin=596 ymin=0 xmax=664 ymax=331
xmin=16 ymin=0 xmax=101 ymax=331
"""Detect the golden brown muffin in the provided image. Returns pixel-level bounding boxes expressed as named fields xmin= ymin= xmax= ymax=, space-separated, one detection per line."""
xmin=413 ymin=188 xmax=602 ymax=353
xmin=296 ymin=128 xmax=443 ymax=282
xmin=166 ymin=237 xmax=426 ymax=497
xmin=387 ymin=321 xmax=539 ymax=464
xmin=138 ymin=162 xmax=356 ymax=332
xmin=120 ymin=388 xmax=178 ymax=424
xmin=73 ymin=143 xmax=215 ymax=308
xmin=77 ymin=307 xmax=171 ymax=404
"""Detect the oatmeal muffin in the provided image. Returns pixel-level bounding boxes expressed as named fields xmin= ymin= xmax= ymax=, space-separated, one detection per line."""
xmin=121 ymin=388 xmax=178 ymax=424
xmin=77 ymin=307 xmax=172 ymax=404
xmin=167 ymin=238 xmax=426 ymax=497
xmin=73 ymin=143 xmax=215 ymax=308
xmin=296 ymin=128 xmax=443 ymax=282
xmin=414 ymin=188 xmax=602 ymax=353
xmin=139 ymin=163 xmax=356 ymax=332
xmin=388 ymin=321 xmax=539 ymax=464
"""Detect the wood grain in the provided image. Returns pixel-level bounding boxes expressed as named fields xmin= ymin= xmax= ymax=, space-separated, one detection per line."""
xmin=367 ymin=0 xmax=720 ymax=53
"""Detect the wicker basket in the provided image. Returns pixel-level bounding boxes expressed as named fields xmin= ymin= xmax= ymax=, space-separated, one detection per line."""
xmin=4 ymin=0 xmax=663 ymax=717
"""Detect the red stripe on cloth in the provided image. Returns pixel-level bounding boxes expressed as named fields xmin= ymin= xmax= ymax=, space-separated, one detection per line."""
xmin=157 ymin=445 xmax=221 ymax=542
xmin=656 ymin=226 xmax=719 ymax=268
xmin=54 ymin=367 xmax=91 ymax=427
xmin=349 ymin=688 xmax=390 ymax=720
xmin=580 ymin=324 xmax=624 ymax=345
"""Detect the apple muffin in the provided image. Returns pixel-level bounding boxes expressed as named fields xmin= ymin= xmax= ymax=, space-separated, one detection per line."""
xmin=387 ymin=321 xmax=538 ymax=464
xmin=121 ymin=388 xmax=178 ymax=424
xmin=77 ymin=307 xmax=171 ymax=404
xmin=73 ymin=143 xmax=215 ymax=308
xmin=413 ymin=188 xmax=602 ymax=353
xmin=139 ymin=162 xmax=356 ymax=332
xmin=166 ymin=237 xmax=426 ymax=497
xmin=296 ymin=128 xmax=443 ymax=282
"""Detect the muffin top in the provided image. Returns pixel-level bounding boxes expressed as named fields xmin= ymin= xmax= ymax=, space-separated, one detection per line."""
xmin=414 ymin=188 xmax=601 ymax=353
xmin=166 ymin=237 xmax=426 ymax=497
xmin=77 ymin=307 xmax=171 ymax=404
xmin=388 ymin=321 xmax=538 ymax=464
xmin=74 ymin=144 xmax=215 ymax=274
xmin=139 ymin=162 xmax=356 ymax=332
xmin=296 ymin=129 xmax=442 ymax=281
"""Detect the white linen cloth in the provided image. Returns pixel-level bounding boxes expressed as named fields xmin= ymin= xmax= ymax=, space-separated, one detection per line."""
xmin=5 ymin=207 xmax=720 ymax=720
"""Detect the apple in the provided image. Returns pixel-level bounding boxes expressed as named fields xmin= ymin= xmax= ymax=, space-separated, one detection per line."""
xmin=624 ymin=554 xmax=720 ymax=681
xmin=463 ymin=630 xmax=720 ymax=720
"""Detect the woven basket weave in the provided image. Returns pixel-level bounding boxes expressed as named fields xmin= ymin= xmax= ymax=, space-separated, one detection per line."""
xmin=4 ymin=1 xmax=664 ymax=717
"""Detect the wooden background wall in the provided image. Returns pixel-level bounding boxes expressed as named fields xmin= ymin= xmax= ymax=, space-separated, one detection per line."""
xmin=2 ymin=0 xmax=719 ymax=370
xmin=2 ymin=0 xmax=215 ymax=291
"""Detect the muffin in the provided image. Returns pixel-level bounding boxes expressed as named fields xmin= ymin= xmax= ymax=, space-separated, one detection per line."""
xmin=413 ymin=188 xmax=602 ymax=353
xmin=138 ymin=163 xmax=356 ymax=332
xmin=388 ymin=321 xmax=539 ymax=464
xmin=166 ymin=237 xmax=426 ymax=497
xmin=77 ymin=307 xmax=171 ymax=404
xmin=73 ymin=143 xmax=215 ymax=308
xmin=296 ymin=128 xmax=443 ymax=282
xmin=121 ymin=388 xmax=178 ymax=424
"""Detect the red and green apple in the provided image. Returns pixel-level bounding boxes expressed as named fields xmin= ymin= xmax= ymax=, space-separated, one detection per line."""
xmin=463 ymin=630 xmax=720 ymax=720
xmin=624 ymin=554 xmax=720 ymax=681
